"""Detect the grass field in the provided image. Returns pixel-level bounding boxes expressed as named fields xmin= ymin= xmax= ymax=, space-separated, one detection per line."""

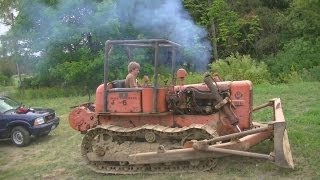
xmin=1 ymin=82 xmax=319 ymax=179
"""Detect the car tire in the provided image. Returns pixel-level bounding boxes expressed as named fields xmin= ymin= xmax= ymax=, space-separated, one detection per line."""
xmin=11 ymin=126 xmax=31 ymax=147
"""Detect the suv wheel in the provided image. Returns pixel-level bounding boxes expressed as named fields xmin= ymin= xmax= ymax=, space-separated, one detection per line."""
xmin=11 ymin=126 xmax=31 ymax=147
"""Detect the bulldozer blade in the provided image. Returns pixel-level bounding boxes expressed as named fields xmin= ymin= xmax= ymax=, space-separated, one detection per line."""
xmin=273 ymin=122 xmax=294 ymax=169
xmin=271 ymin=98 xmax=294 ymax=169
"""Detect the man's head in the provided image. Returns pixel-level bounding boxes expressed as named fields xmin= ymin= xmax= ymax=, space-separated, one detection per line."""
xmin=128 ymin=61 xmax=140 ymax=76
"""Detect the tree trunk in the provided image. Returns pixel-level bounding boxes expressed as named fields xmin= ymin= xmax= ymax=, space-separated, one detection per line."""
xmin=207 ymin=0 xmax=218 ymax=61
xmin=210 ymin=20 xmax=218 ymax=61
xmin=11 ymin=13 xmax=22 ymax=87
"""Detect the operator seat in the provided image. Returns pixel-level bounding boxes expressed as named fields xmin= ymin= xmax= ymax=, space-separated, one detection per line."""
xmin=112 ymin=80 xmax=126 ymax=88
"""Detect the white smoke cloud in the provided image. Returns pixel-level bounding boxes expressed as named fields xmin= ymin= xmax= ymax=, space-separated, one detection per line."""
xmin=117 ymin=0 xmax=212 ymax=71
xmin=20 ymin=0 xmax=212 ymax=70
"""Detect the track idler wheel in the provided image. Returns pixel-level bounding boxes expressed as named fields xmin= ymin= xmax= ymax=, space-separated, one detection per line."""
xmin=144 ymin=132 xmax=156 ymax=143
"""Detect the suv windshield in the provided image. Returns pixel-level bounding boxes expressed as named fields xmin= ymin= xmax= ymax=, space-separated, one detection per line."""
xmin=0 ymin=97 xmax=20 ymax=113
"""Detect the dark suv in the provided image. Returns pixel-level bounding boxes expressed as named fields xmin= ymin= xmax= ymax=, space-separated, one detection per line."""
xmin=0 ymin=96 xmax=60 ymax=147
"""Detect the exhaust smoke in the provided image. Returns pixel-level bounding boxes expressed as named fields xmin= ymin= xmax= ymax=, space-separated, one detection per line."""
xmin=20 ymin=0 xmax=212 ymax=70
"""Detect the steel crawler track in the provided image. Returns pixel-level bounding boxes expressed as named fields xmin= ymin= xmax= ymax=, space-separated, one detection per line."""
xmin=81 ymin=124 xmax=219 ymax=174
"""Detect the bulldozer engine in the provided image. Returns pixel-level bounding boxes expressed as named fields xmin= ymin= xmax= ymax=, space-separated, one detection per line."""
xmin=167 ymin=86 xmax=220 ymax=115
xmin=69 ymin=39 xmax=294 ymax=175
xmin=167 ymin=74 xmax=242 ymax=132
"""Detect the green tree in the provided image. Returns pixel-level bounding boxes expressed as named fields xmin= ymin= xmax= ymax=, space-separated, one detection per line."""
xmin=3 ymin=0 xmax=124 ymax=88
xmin=284 ymin=0 xmax=320 ymax=39
xmin=207 ymin=0 xmax=263 ymax=58
xmin=263 ymin=0 xmax=320 ymax=82
xmin=183 ymin=0 xmax=210 ymax=26
xmin=0 ymin=0 xmax=18 ymax=26
xmin=265 ymin=37 xmax=320 ymax=82
xmin=49 ymin=48 xmax=104 ymax=88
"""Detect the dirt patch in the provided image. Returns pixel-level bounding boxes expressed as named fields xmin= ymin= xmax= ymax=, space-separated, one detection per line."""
xmin=41 ymin=168 xmax=69 ymax=180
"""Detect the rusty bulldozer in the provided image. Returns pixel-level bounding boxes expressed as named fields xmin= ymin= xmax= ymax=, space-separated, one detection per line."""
xmin=69 ymin=39 xmax=294 ymax=174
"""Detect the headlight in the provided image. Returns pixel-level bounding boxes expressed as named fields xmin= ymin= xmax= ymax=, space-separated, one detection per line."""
xmin=34 ymin=117 xmax=45 ymax=126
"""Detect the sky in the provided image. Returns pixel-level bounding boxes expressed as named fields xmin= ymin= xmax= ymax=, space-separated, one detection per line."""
xmin=0 ymin=23 xmax=9 ymax=35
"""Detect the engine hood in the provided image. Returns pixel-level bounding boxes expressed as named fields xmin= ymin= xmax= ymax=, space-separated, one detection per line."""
xmin=5 ymin=107 xmax=55 ymax=121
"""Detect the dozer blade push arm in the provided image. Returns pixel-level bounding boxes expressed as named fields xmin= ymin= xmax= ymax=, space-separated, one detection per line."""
xmin=128 ymin=126 xmax=273 ymax=164
xmin=192 ymin=98 xmax=294 ymax=169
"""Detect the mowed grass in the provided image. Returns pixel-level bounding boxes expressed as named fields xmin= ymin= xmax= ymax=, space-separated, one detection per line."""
xmin=0 ymin=82 xmax=319 ymax=179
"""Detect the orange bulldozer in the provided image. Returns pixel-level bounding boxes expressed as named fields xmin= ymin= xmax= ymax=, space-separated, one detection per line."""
xmin=69 ymin=39 xmax=294 ymax=174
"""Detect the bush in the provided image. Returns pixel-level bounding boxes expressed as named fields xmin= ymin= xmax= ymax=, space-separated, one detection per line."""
xmin=308 ymin=66 xmax=320 ymax=81
xmin=158 ymin=72 xmax=204 ymax=86
xmin=11 ymin=86 xmax=88 ymax=100
xmin=0 ymin=73 xmax=11 ymax=86
xmin=184 ymin=72 xmax=204 ymax=84
xmin=265 ymin=37 xmax=320 ymax=82
xmin=280 ymin=66 xmax=320 ymax=83
xmin=279 ymin=66 xmax=303 ymax=83
xmin=20 ymin=76 xmax=40 ymax=88
xmin=209 ymin=53 xmax=270 ymax=84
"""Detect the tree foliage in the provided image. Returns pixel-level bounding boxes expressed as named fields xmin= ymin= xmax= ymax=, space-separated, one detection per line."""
xmin=207 ymin=0 xmax=263 ymax=57
xmin=265 ymin=37 xmax=320 ymax=82
xmin=0 ymin=0 xmax=319 ymax=91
